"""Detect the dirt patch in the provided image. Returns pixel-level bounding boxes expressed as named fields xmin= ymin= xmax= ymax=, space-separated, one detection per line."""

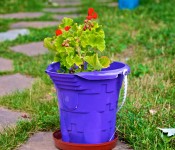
xmin=112 ymin=45 xmax=135 ymax=62
xmin=42 ymin=87 xmax=56 ymax=101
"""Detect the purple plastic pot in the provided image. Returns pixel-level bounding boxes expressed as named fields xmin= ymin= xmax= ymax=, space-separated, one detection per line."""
xmin=46 ymin=61 xmax=130 ymax=144
xmin=118 ymin=0 xmax=139 ymax=9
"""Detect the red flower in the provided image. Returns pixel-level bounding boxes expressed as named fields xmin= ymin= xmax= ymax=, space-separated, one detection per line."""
xmin=92 ymin=12 xmax=98 ymax=19
xmin=86 ymin=16 xmax=93 ymax=20
xmin=55 ymin=29 xmax=62 ymax=36
xmin=88 ymin=8 xmax=94 ymax=16
xmin=86 ymin=8 xmax=98 ymax=20
xmin=64 ymin=26 xmax=71 ymax=31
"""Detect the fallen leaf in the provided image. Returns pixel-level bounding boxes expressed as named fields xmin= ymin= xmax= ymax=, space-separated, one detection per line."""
xmin=149 ymin=109 xmax=157 ymax=115
xmin=158 ymin=128 xmax=175 ymax=137
xmin=21 ymin=114 xmax=30 ymax=119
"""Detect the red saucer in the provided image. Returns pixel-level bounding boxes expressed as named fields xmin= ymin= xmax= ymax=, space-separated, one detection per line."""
xmin=53 ymin=130 xmax=118 ymax=150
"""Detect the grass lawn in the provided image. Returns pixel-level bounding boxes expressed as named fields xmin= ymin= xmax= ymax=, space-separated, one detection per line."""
xmin=0 ymin=0 xmax=174 ymax=150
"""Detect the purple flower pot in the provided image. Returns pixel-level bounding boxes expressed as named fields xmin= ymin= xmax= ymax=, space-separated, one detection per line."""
xmin=119 ymin=0 xmax=139 ymax=9
xmin=46 ymin=61 xmax=130 ymax=144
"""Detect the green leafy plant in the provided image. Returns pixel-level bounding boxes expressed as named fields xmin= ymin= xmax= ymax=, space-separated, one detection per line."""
xmin=44 ymin=8 xmax=111 ymax=73
xmin=133 ymin=64 xmax=149 ymax=77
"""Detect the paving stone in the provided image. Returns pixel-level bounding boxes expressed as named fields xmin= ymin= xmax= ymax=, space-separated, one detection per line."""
xmin=0 ymin=73 xmax=34 ymax=96
xmin=0 ymin=107 xmax=28 ymax=131
xmin=114 ymin=141 xmax=132 ymax=150
xmin=51 ymin=0 xmax=81 ymax=3
xmin=11 ymin=21 xmax=58 ymax=29
xmin=49 ymin=0 xmax=81 ymax=6
xmin=97 ymin=0 xmax=113 ymax=2
xmin=52 ymin=0 xmax=81 ymax=2
xmin=10 ymin=42 xmax=48 ymax=56
xmin=0 ymin=29 xmax=29 ymax=42
xmin=53 ymin=14 xmax=79 ymax=20
xmin=0 ymin=12 xmax=44 ymax=19
xmin=18 ymin=132 xmax=131 ymax=150
xmin=108 ymin=2 xmax=118 ymax=7
xmin=0 ymin=58 xmax=13 ymax=72
xmin=57 ymin=2 xmax=81 ymax=6
xmin=18 ymin=132 xmax=56 ymax=150
xmin=51 ymin=0 xmax=81 ymax=6
xmin=43 ymin=7 xmax=78 ymax=13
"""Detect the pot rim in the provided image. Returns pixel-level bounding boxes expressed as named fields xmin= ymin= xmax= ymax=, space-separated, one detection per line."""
xmin=46 ymin=61 xmax=130 ymax=80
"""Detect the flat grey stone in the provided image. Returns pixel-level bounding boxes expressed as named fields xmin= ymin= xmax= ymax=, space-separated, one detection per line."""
xmin=43 ymin=7 xmax=78 ymax=13
xmin=108 ymin=2 xmax=118 ymax=7
xmin=0 ymin=73 xmax=34 ymax=96
xmin=51 ymin=0 xmax=81 ymax=3
xmin=0 ymin=29 xmax=29 ymax=42
xmin=0 ymin=107 xmax=28 ymax=131
xmin=10 ymin=42 xmax=48 ymax=56
xmin=50 ymin=0 xmax=81 ymax=6
xmin=0 ymin=58 xmax=13 ymax=72
xmin=18 ymin=131 xmax=131 ymax=150
xmin=97 ymin=0 xmax=113 ymax=2
xmin=114 ymin=141 xmax=132 ymax=150
xmin=53 ymin=14 xmax=79 ymax=20
xmin=18 ymin=132 xmax=56 ymax=150
xmin=56 ymin=2 xmax=80 ymax=6
xmin=11 ymin=21 xmax=58 ymax=29
xmin=0 ymin=12 xmax=44 ymax=19
xmin=52 ymin=0 xmax=81 ymax=2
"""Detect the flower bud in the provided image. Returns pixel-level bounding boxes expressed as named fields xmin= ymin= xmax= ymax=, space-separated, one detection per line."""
xmin=65 ymin=43 xmax=69 ymax=47
xmin=84 ymin=19 xmax=88 ymax=23
xmin=83 ymin=26 xmax=87 ymax=31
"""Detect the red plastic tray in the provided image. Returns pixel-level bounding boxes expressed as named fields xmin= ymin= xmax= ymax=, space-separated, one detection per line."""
xmin=53 ymin=130 xmax=118 ymax=150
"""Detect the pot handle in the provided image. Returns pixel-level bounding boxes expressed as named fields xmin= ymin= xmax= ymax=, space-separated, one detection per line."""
xmin=109 ymin=69 xmax=128 ymax=142
xmin=117 ymin=69 xmax=128 ymax=112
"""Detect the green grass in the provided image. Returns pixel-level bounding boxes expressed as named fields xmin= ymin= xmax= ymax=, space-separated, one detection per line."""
xmin=0 ymin=0 xmax=175 ymax=149
xmin=0 ymin=0 xmax=46 ymax=14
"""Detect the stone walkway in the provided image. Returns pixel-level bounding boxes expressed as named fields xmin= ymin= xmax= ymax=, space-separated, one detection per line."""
xmin=51 ymin=0 xmax=81 ymax=6
xmin=10 ymin=42 xmax=48 ymax=56
xmin=0 ymin=12 xmax=44 ymax=19
xmin=0 ymin=0 xmax=130 ymax=149
xmin=11 ymin=21 xmax=59 ymax=29
xmin=53 ymin=14 xmax=79 ymax=20
xmin=0 ymin=73 xmax=34 ymax=96
xmin=0 ymin=29 xmax=29 ymax=42
xmin=108 ymin=2 xmax=118 ymax=7
xmin=0 ymin=58 xmax=13 ymax=72
xmin=0 ymin=107 xmax=28 ymax=132
xmin=43 ymin=7 xmax=79 ymax=13
xmin=17 ymin=132 xmax=131 ymax=150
